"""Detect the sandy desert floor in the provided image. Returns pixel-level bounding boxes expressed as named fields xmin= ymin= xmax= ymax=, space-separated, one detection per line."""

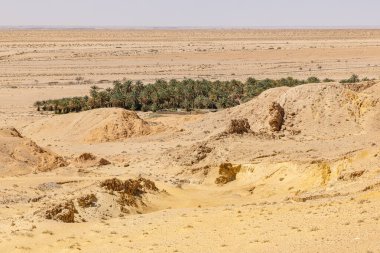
xmin=1 ymin=29 xmax=380 ymax=86
xmin=0 ymin=30 xmax=379 ymax=253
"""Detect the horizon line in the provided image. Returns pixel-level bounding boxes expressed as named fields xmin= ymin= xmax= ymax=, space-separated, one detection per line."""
xmin=1 ymin=25 xmax=380 ymax=30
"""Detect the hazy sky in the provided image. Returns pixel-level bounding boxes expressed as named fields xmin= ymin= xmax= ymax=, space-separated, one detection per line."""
xmin=1 ymin=0 xmax=380 ymax=27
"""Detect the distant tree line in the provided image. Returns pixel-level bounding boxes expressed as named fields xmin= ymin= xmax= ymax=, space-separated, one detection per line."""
xmin=33 ymin=75 xmax=368 ymax=114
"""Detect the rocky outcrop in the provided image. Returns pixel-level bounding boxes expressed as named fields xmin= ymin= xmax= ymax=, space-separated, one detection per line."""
xmin=215 ymin=163 xmax=242 ymax=185
xmin=44 ymin=177 xmax=160 ymax=222
xmin=77 ymin=194 xmax=98 ymax=208
xmin=100 ymin=178 xmax=159 ymax=210
xmin=268 ymin=102 xmax=285 ymax=132
xmin=338 ymin=170 xmax=365 ymax=181
xmin=74 ymin=153 xmax=111 ymax=167
xmin=226 ymin=118 xmax=251 ymax=134
xmin=100 ymin=178 xmax=158 ymax=195
xmin=45 ymin=200 xmax=78 ymax=223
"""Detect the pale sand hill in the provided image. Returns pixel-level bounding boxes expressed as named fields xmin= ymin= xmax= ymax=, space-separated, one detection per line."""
xmin=0 ymin=127 xmax=66 ymax=176
xmin=23 ymin=108 xmax=163 ymax=143
xmin=183 ymin=82 xmax=379 ymax=139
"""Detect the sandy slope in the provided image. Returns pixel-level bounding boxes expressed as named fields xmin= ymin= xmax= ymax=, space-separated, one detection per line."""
xmin=0 ymin=127 xmax=66 ymax=176
xmin=23 ymin=108 xmax=161 ymax=143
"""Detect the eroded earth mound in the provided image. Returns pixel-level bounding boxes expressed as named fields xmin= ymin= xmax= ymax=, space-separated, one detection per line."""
xmin=73 ymin=153 xmax=111 ymax=167
xmin=44 ymin=177 xmax=160 ymax=223
xmin=23 ymin=108 xmax=161 ymax=143
xmin=0 ymin=127 xmax=66 ymax=176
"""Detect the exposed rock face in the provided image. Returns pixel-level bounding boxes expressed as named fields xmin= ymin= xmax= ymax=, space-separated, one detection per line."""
xmin=77 ymin=194 xmax=98 ymax=208
xmin=343 ymin=81 xmax=376 ymax=92
xmin=338 ymin=170 xmax=365 ymax=181
xmin=74 ymin=153 xmax=111 ymax=167
xmin=44 ymin=178 xmax=159 ymax=222
xmin=76 ymin=153 xmax=96 ymax=162
xmin=268 ymin=102 xmax=285 ymax=132
xmin=100 ymin=178 xmax=158 ymax=196
xmin=226 ymin=118 xmax=251 ymax=134
xmin=100 ymin=178 xmax=126 ymax=192
xmin=45 ymin=200 xmax=78 ymax=223
xmin=100 ymin=178 xmax=144 ymax=208
xmin=100 ymin=178 xmax=159 ymax=210
xmin=180 ymin=142 xmax=214 ymax=166
xmin=215 ymin=163 xmax=242 ymax=185
xmin=98 ymin=158 xmax=111 ymax=166
xmin=193 ymin=144 xmax=213 ymax=163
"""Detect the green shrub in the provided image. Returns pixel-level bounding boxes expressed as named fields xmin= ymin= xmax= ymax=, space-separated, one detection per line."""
xmin=323 ymin=78 xmax=335 ymax=82
xmin=306 ymin=77 xmax=320 ymax=83
xmin=340 ymin=74 xmax=360 ymax=84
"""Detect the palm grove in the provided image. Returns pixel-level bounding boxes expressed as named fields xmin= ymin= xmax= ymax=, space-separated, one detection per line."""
xmin=34 ymin=75 xmax=361 ymax=114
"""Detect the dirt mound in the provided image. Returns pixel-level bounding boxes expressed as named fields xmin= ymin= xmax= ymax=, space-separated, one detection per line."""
xmin=101 ymin=178 xmax=159 ymax=210
xmin=43 ymin=177 xmax=160 ymax=223
xmin=84 ymin=109 xmax=152 ymax=142
xmin=77 ymin=153 xmax=97 ymax=161
xmin=74 ymin=153 xmax=111 ymax=167
xmin=197 ymin=83 xmax=379 ymax=140
xmin=226 ymin=118 xmax=251 ymax=134
xmin=276 ymin=83 xmax=378 ymax=138
xmin=343 ymin=81 xmax=377 ymax=92
xmin=0 ymin=127 xmax=22 ymax=138
xmin=0 ymin=127 xmax=67 ymax=176
xmin=100 ymin=178 xmax=159 ymax=195
xmin=24 ymin=108 xmax=161 ymax=143
xmin=215 ymin=163 xmax=242 ymax=185
xmin=179 ymin=141 xmax=214 ymax=166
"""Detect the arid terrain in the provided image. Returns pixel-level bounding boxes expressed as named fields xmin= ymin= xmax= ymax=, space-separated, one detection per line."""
xmin=0 ymin=30 xmax=379 ymax=253
xmin=1 ymin=29 xmax=380 ymax=86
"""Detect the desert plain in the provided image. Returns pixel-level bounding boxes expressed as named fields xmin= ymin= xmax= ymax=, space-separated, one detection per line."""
xmin=0 ymin=29 xmax=379 ymax=253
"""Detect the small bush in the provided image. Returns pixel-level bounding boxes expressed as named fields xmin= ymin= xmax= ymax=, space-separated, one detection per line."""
xmin=323 ymin=78 xmax=335 ymax=83
xmin=340 ymin=74 xmax=360 ymax=84
xmin=306 ymin=76 xmax=320 ymax=83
